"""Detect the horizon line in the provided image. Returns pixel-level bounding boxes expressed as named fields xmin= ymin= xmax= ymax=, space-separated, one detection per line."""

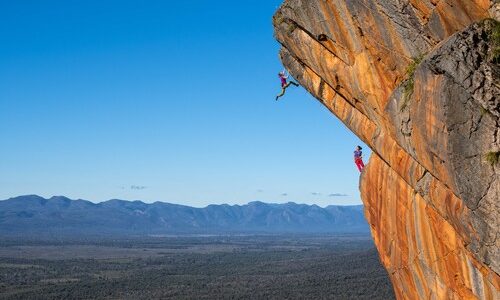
xmin=2 ymin=194 xmax=364 ymax=209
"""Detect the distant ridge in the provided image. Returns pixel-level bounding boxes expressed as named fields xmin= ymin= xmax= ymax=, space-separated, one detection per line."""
xmin=0 ymin=195 xmax=369 ymax=237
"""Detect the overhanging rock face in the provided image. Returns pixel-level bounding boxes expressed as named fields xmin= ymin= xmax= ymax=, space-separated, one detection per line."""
xmin=273 ymin=1 xmax=499 ymax=299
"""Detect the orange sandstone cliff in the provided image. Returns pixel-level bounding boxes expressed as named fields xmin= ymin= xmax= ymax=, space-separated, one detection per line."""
xmin=273 ymin=1 xmax=499 ymax=299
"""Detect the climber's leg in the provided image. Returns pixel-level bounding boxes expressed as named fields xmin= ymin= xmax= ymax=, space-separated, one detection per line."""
xmin=276 ymin=87 xmax=286 ymax=100
xmin=355 ymin=161 xmax=362 ymax=172
xmin=355 ymin=159 xmax=365 ymax=172
xmin=275 ymin=82 xmax=298 ymax=100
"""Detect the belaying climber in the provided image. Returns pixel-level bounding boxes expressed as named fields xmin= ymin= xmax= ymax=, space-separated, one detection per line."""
xmin=354 ymin=145 xmax=365 ymax=172
xmin=275 ymin=70 xmax=299 ymax=101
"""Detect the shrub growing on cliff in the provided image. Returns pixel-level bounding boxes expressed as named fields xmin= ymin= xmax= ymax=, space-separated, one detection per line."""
xmin=405 ymin=54 xmax=424 ymax=77
xmin=485 ymin=151 xmax=500 ymax=166
xmin=490 ymin=19 xmax=500 ymax=63
xmin=400 ymin=80 xmax=414 ymax=111
xmin=400 ymin=55 xmax=424 ymax=111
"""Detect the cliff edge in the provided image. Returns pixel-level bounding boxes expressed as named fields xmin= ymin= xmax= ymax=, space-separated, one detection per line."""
xmin=273 ymin=1 xmax=499 ymax=299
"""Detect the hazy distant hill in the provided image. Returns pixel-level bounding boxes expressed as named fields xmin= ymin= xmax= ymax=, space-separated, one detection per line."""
xmin=0 ymin=195 xmax=369 ymax=237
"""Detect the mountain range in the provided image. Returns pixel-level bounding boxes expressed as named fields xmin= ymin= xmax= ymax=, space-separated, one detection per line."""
xmin=0 ymin=195 xmax=369 ymax=237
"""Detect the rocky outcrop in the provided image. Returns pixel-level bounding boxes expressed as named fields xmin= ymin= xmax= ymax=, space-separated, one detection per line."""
xmin=273 ymin=0 xmax=499 ymax=299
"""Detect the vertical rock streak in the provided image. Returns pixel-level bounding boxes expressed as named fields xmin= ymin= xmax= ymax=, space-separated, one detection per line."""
xmin=274 ymin=0 xmax=499 ymax=299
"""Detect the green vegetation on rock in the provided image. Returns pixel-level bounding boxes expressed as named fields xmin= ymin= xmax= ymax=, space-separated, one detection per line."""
xmin=484 ymin=18 xmax=500 ymax=63
xmin=485 ymin=151 xmax=500 ymax=166
xmin=400 ymin=54 xmax=424 ymax=111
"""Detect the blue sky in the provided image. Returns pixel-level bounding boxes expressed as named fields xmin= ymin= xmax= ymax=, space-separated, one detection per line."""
xmin=0 ymin=0 xmax=369 ymax=207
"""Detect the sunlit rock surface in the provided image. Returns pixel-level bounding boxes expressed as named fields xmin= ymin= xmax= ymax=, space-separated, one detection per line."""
xmin=274 ymin=0 xmax=499 ymax=298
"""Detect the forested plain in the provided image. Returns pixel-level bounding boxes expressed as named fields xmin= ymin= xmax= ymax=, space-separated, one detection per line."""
xmin=0 ymin=235 xmax=394 ymax=299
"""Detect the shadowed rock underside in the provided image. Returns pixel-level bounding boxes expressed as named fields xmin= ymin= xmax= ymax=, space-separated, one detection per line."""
xmin=274 ymin=0 xmax=499 ymax=299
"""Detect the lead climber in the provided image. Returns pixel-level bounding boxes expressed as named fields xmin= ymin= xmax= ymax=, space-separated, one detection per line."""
xmin=354 ymin=145 xmax=365 ymax=172
xmin=275 ymin=71 xmax=299 ymax=101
